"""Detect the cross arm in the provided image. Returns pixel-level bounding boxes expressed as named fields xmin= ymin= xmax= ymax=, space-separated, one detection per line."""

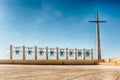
xmin=88 ymin=21 xmax=97 ymax=23
xmin=98 ymin=21 xmax=107 ymax=23
xmin=88 ymin=20 xmax=107 ymax=23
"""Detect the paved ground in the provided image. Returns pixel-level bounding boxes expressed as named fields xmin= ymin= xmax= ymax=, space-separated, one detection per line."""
xmin=0 ymin=64 xmax=120 ymax=80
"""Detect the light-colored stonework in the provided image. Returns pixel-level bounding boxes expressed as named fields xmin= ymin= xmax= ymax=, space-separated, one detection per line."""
xmin=1 ymin=45 xmax=120 ymax=66
xmin=0 ymin=44 xmax=97 ymax=65
xmin=9 ymin=45 xmax=94 ymax=60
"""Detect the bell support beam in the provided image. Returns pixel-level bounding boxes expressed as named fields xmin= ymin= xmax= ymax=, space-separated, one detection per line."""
xmin=75 ymin=48 xmax=77 ymax=60
xmin=23 ymin=45 xmax=25 ymax=60
xmin=66 ymin=48 xmax=68 ymax=60
xmin=10 ymin=45 xmax=13 ymax=60
xmin=56 ymin=47 xmax=59 ymax=60
xmin=46 ymin=46 xmax=48 ymax=60
xmin=35 ymin=46 xmax=37 ymax=60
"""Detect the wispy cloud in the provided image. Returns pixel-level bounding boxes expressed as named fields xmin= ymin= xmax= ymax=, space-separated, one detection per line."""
xmin=37 ymin=2 xmax=63 ymax=21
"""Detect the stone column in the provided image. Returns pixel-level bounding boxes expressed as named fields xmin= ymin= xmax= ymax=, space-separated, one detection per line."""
xmin=35 ymin=46 xmax=37 ymax=60
xmin=66 ymin=48 xmax=68 ymax=60
xmin=56 ymin=47 xmax=59 ymax=60
xmin=23 ymin=45 xmax=25 ymax=60
xmin=83 ymin=48 xmax=85 ymax=60
xmin=75 ymin=48 xmax=77 ymax=60
xmin=10 ymin=45 xmax=13 ymax=60
xmin=46 ymin=46 xmax=48 ymax=60
xmin=91 ymin=48 xmax=93 ymax=60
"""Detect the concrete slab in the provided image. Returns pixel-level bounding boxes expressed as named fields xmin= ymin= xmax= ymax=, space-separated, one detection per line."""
xmin=0 ymin=64 xmax=120 ymax=80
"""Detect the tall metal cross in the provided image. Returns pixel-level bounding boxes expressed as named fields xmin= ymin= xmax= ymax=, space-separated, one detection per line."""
xmin=88 ymin=11 xmax=106 ymax=60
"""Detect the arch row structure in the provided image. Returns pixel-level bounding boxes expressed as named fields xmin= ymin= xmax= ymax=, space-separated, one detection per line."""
xmin=0 ymin=45 xmax=101 ymax=65
xmin=10 ymin=45 xmax=93 ymax=60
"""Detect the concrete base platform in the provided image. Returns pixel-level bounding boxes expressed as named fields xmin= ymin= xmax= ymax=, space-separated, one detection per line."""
xmin=0 ymin=65 xmax=120 ymax=80
xmin=0 ymin=59 xmax=99 ymax=65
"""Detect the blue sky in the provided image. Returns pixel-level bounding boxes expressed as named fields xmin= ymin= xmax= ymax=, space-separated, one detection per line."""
xmin=0 ymin=0 xmax=120 ymax=59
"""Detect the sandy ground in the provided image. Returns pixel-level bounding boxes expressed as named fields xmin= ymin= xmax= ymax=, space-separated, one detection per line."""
xmin=0 ymin=64 xmax=120 ymax=80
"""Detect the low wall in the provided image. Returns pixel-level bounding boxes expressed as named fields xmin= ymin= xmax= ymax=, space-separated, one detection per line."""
xmin=98 ymin=62 xmax=117 ymax=66
xmin=99 ymin=58 xmax=120 ymax=66
xmin=0 ymin=59 xmax=98 ymax=65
